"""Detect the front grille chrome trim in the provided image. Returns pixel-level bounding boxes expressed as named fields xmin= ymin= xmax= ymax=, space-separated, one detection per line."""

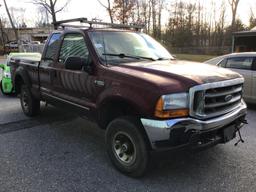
xmin=204 ymin=95 xmax=241 ymax=108
xmin=189 ymin=78 xmax=244 ymax=119
xmin=205 ymin=86 xmax=242 ymax=98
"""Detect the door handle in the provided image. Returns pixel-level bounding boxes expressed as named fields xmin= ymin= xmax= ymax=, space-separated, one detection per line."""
xmin=94 ymin=80 xmax=105 ymax=87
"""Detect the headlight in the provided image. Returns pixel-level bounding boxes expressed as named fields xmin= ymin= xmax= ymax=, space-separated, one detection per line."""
xmin=3 ymin=71 xmax=11 ymax=78
xmin=155 ymin=93 xmax=189 ymax=118
xmin=162 ymin=93 xmax=189 ymax=110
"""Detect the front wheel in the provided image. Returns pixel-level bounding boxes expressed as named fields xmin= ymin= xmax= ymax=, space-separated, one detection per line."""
xmin=105 ymin=117 xmax=149 ymax=177
xmin=20 ymin=85 xmax=40 ymax=117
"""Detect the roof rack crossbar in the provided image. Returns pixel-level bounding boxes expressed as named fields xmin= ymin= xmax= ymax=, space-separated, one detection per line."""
xmin=53 ymin=17 xmax=144 ymax=31
xmin=59 ymin=24 xmax=90 ymax=29
xmin=53 ymin=17 xmax=88 ymax=26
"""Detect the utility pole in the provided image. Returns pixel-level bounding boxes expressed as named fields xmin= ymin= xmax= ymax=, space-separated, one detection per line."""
xmin=3 ymin=0 xmax=18 ymax=41
xmin=122 ymin=0 xmax=125 ymax=24
xmin=0 ymin=19 xmax=5 ymax=51
xmin=0 ymin=4 xmax=6 ymax=54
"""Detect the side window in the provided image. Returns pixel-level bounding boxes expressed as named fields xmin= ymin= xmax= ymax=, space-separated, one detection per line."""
xmin=219 ymin=59 xmax=227 ymax=67
xmin=226 ymin=57 xmax=253 ymax=70
xmin=45 ymin=33 xmax=61 ymax=60
xmin=59 ymin=34 xmax=89 ymax=63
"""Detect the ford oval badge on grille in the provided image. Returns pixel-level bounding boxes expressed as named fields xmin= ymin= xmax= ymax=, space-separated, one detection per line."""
xmin=225 ymin=95 xmax=233 ymax=102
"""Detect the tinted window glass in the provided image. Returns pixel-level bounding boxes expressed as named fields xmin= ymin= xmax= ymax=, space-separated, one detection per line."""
xmin=45 ymin=33 xmax=61 ymax=60
xmin=226 ymin=57 xmax=253 ymax=70
xmin=59 ymin=34 xmax=89 ymax=63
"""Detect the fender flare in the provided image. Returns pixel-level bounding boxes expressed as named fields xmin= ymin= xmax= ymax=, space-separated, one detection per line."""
xmin=14 ymin=66 xmax=32 ymax=90
xmin=97 ymin=87 xmax=152 ymax=117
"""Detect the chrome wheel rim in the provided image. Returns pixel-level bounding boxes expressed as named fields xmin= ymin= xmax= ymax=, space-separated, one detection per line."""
xmin=112 ymin=131 xmax=136 ymax=166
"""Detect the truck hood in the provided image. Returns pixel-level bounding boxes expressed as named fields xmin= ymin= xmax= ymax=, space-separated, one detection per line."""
xmin=115 ymin=59 xmax=242 ymax=85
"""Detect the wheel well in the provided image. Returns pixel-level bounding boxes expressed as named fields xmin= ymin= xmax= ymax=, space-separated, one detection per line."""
xmin=15 ymin=75 xmax=24 ymax=94
xmin=98 ymin=99 xmax=140 ymax=129
xmin=98 ymin=100 xmax=152 ymax=150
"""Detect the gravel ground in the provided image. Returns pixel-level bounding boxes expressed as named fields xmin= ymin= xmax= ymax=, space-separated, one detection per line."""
xmin=0 ymin=69 xmax=256 ymax=192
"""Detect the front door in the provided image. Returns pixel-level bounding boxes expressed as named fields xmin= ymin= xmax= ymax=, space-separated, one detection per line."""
xmin=50 ymin=33 xmax=101 ymax=110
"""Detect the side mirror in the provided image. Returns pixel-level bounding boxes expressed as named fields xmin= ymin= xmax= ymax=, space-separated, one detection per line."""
xmin=64 ymin=56 xmax=83 ymax=71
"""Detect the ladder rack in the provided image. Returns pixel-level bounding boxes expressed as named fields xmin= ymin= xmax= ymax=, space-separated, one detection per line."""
xmin=53 ymin=18 xmax=144 ymax=31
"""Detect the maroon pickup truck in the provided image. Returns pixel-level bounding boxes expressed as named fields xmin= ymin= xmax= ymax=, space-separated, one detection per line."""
xmin=10 ymin=20 xmax=247 ymax=177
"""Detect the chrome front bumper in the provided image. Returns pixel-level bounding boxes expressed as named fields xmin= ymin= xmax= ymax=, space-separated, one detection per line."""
xmin=141 ymin=100 xmax=247 ymax=150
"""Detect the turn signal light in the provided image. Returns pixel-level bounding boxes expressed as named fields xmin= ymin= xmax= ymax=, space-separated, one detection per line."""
xmin=154 ymin=98 xmax=189 ymax=118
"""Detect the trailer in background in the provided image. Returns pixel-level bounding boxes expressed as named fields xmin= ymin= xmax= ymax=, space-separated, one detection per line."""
xmin=232 ymin=28 xmax=256 ymax=53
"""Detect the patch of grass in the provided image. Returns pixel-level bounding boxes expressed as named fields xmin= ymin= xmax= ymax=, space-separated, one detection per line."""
xmin=174 ymin=54 xmax=216 ymax=62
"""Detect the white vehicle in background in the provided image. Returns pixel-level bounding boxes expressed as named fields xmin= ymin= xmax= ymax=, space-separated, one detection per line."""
xmin=205 ymin=52 xmax=256 ymax=104
xmin=29 ymin=41 xmax=41 ymax=45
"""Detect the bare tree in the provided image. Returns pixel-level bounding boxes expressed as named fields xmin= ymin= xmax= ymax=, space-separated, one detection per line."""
xmin=0 ymin=17 xmax=5 ymax=47
xmin=249 ymin=7 xmax=256 ymax=29
xmin=10 ymin=7 xmax=26 ymax=28
xmin=3 ymin=0 xmax=18 ymax=41
xmin=31 ymin=0 xmax=71 ymax=29
xmin=228 ymin=0 xmax=240 ymax=29
xmin=157 ymin=0 xmax=164 ymax=38
xmin=35 ymin=6 xmax=50 ymax=27
xmin=219 ymin=1 xmax=227 ymax=47
xmin=112 ymin=0 xmax=135 ymax=24
xmin=141 ymin=0 xmax=151 ymax=33
xmin=97 ymin=0 xmax=114 ymax=23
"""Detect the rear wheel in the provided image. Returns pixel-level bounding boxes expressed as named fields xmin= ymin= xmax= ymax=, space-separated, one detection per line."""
xmin=106 ymin=117 xmax=149 ymax=177
xmin=20 ymin=85 xmax=40 ymax=116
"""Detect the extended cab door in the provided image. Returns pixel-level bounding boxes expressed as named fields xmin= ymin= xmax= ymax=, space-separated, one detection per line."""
xmin=39 ymin=33 xmax=61 ymax=95
xmin=50 ymin=32 xmax=101 ymax=110
xmin=225 ymin=57 xmax=253 ymax=100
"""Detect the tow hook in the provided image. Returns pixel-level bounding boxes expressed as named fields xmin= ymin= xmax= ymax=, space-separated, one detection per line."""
xmin=234 ymin=118 xmax=248 ymax=146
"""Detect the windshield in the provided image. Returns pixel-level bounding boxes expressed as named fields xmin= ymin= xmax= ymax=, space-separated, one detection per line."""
xmin=89 ymin=31 xmax=173 ymax=65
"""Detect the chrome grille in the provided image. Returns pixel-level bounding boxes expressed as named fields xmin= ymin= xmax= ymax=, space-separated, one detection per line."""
xmin=190 ymin=78 xmax=244 ymax=119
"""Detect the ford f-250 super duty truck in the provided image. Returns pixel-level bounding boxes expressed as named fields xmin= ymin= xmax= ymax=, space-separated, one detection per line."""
xmin=10 ymin=18 xmax=247 ymax=177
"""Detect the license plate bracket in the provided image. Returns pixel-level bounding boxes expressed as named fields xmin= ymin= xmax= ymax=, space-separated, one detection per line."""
xmin=223 ymin=125 xmax=236 ymax=143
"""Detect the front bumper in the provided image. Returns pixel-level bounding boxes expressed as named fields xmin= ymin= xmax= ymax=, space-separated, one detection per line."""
xmin=141 ymin=100 xmax=247 ymax=150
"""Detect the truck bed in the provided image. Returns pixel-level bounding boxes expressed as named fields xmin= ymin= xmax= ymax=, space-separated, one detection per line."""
xmin=10 ymin=53 xmax=42 ymax=96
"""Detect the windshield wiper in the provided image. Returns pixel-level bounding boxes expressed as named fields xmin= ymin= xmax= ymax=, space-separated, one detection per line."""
xmin=102 ymin=53 xmax=156 ymax=61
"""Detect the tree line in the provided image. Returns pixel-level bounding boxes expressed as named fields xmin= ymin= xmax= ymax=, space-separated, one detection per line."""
xmin=98 ymin=0 xmax=256 ymax=53
xmin=1 ymin=0 xmax=256 ymax=54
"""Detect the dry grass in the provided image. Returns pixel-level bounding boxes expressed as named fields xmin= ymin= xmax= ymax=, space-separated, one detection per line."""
xmin=174 ymin=54 xmax=216 ymax=62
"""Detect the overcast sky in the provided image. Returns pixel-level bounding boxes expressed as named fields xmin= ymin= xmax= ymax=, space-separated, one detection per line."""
xmin=0 ymin=0 xmax=255 ymax=28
